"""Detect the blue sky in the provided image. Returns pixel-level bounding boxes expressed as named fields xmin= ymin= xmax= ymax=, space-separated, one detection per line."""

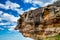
xmin=0 ymin=0 xmax=57 ymax=40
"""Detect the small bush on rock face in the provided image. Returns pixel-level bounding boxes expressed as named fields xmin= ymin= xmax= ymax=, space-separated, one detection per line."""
xmin=45 ymin=34 xmax=60 ymax=40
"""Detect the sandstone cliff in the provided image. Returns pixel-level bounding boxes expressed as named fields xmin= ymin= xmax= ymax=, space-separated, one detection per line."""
xmin=15 ymin=1 xmax=60 ymax=40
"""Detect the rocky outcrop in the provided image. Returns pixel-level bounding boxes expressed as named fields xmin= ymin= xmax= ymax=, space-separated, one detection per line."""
xmin=15 ymin=3 xmax=60 ymax=40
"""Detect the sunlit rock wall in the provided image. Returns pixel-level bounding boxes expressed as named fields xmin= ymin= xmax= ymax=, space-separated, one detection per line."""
xmin=15 ymin=5 xmax=60 ymax=40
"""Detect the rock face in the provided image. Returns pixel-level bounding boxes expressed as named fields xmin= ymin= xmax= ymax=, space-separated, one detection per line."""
xmin=15 ymin=3 xmax=60 ymax=40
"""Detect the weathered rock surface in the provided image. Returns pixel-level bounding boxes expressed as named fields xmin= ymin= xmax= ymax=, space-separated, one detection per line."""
xmin=15 ymin=1 xmax=60 ymax=40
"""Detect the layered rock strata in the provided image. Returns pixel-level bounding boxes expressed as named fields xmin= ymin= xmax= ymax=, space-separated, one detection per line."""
xmin=15 ymin=5 xmax=60 ymax=40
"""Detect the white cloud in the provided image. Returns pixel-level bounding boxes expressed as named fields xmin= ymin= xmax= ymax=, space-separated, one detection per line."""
xmin=0 ymin=0 xmax=20 ymax=10
xmin=8 ymin=25 xmax=16 ymax=31
xmin=43 ymin=0 xmax=57 ymax=6
xmin=24 ymin=0 xmax=43 ymax=6
xmin=0 ymin=27 xmax=4 ymax=30
xmin=0 ymin=0 xmax=25 ymax=31
xmin=0 ymin=18 xmax=1 ymax=21
xmin=2 ymin=13 xmax=19 ymax=22
xmin=24 ymin=0 xmax=58 ymax=7
xmin=28 ymin=7 xmax=37 ymax=10
xmin=15 ymin=8 xmax=25 ymax=14
xmin=0 ymin=11 xmax=3 ymax=15
xmin=0 ymin=0 xmax=25 ymax=14
xmin=0 ymin=3 xmax=5 ymax=9
xmin=24 ymin=0 xmax=32 ymax=3
xmin=0 ymin=11 xmax=3 ymax=22
xmin=0 ymin=22 xmax=11 ymax=25
xmin=0 ymin=11 xmax=19 ymax=31
xmin=0 ymin=13 xmax=19 ymax=25
xmin=25 ymin=7 xmax=37 ymax=12
xmin=5 ymin=0 xmax=20 ymax=10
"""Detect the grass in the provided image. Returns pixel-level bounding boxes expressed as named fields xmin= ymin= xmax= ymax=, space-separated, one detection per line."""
xmin=45 ymin=34 xmax=60 ymax=40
